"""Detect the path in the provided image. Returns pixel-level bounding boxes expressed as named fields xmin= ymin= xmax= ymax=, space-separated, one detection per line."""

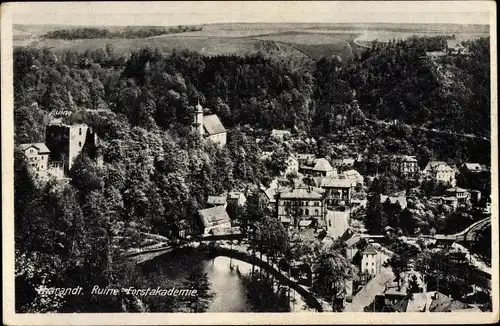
xmin=365 ymin=118 xmax=489 ymax=142
xmin=344 ymin=267 xmax=394 ymax=312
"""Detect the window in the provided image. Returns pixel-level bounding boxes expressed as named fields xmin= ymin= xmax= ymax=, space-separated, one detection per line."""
xmin=300 ymin=209 xmax=304 ymax=215
xmin=30 ymin=149 xmax=33 ymax=153
xmin=79 ymin=128 xmax=82 ymax=135
xmin=315 ymin=209 xmax=319 ymax=216
xmin=78 ymin=141 xmax=82 ymax=147
xmin=372 ymin=263 xmax=375 ymax=266
xmin=328 ymin=220 xmax=332 ymax=227
xmin=305 ymin=209 xmax=309 ymax=215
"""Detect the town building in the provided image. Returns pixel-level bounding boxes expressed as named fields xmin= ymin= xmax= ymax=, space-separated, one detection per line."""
xmin=361 ymin=242 xmax=393 ymax=276
xmin=284 ymin=155 xmax=299 ymax=176
xmin=192 ymin=102 xmax=227 ymax=147
xmin=390 ymin=155 xmax=419 ymax=176
xmin=445 ymin=187 xmax=470 ymax=204
xmin=271 ymin=129 xmax=291 ymax=139
xmin=207 ymin=195 xmax=227 ymax=208
xmin=19 ymin=143 xmax=50 ymax=174
xmin=324 ymin=210 xmax=350 ymax=239
xmin=296 ymin=153 xmax=316 ymax=166
xmin=197 ymin=205 xmax=232 ymax=235
xmin=361 ymin=243 xmax=381 ymax=275
xmin=225 ymin=191 xmax=247 ymax=207
xmin=275 ymin=183 xmax=325 ymax=227
xmin=311 ymin=158 xmax=337 ymax=177
xmin=430 ymin=196 xmax=459 ymax=210
xmin=224 ymin=191 xmax=247 ymax=218
xmin=461 ymin=162 xmax=489 ymax=173
xmin=342 ymin=169 xmax=364 ymax=189
xmin=314 ymin=177 xmax=351 ymax=206
xmin=423 ymin=161 xmax=456 ymax=186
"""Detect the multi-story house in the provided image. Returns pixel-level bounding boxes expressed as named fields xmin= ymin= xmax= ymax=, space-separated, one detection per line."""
xmin=390 ymin=155 xmax=419 ymax=176
xmin=18 ymin=143 xmax=50 ymax=174
xmin=445 ymin=187 xmax=470 ymax=204
xmin=275 ymin=183 xmax=325 ymax=227
xmin=314 ymin=177 xmax=351 ymax=206
xmin=422 ymin=161 xmax=456 ymax=186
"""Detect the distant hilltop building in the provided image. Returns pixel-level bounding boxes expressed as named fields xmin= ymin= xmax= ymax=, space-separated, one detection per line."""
xmin=192 ymin=101 xmax=227 ymax=147
xmin=446 ymin=38 xmax=467 ymax=55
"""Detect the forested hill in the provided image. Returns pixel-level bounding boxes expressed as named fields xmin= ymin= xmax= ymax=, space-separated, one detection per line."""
xmin=14 ymin=36 xmax=490 ymax=139
xmin=13 ymin=35 xmax=490 ymax=313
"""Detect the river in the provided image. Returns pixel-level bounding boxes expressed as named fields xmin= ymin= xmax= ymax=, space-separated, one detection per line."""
xmin=140 ymin=249 xmax=257 ymax=312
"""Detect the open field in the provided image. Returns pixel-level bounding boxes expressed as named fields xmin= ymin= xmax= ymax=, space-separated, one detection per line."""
xmin=13 ymin=22 xmax=489 ymax=60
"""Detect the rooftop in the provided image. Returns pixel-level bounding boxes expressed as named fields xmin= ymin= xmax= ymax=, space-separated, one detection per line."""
xmin=198 ymin=206 xmax=231 ymax=228
xmin=312 ymin=158 xmax=334 ymax=172
xmin=380 ymin=194 xmax=407 ymax=209
xmin=203 ymin=114 xmax=226 ymax=135
xmin=19 ymin=142 xmax=51 ymax=154
xmin=278 ymin=186 xmax=323 ymax=200
xmin=392 ymin=155 xmax=418 ymax=162
xmin=315 ymin=177 xmax=351 ymax=188
xmin=423 ymin=161 xmax=447 ymax=171
xmin=446 ymin=187 xmax=468 ymax=193
xmin=363 ymin=243 xmax=378 ymax=255
xmin=207 ymin=195 xmax=227 ymax=205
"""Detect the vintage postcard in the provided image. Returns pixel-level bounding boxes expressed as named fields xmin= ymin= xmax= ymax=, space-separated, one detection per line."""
xmin=1 ymin=1 xmax=498 ymax=325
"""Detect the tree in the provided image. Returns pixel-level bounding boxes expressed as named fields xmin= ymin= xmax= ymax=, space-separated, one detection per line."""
xmin=181 ymin=267 xmax=214 ymax=312
xmin=364 ymin=194 xmax=388 ymax=234
xmin=407 ymin=275 xmax=422 ymax=294
xmin=312 ymin=249 xmax=358 ymax=311
xmin=255 ymin=216 xmax=290 ymax=263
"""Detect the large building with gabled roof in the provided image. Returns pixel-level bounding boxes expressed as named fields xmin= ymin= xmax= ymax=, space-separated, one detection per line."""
xmin=197 ymin=205 xmax=232 ymax=235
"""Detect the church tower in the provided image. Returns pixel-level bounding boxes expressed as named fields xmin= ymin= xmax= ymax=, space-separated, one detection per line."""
xmin=192 ymin=99 xmax=204 ymax=136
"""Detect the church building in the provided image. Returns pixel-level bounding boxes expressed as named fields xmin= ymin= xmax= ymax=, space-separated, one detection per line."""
xmin=192 ymin=102 xmax=227 ymax=147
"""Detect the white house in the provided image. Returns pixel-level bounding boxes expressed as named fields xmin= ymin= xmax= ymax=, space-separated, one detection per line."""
xmin=361 ymin=242 xmax=393 ymax=276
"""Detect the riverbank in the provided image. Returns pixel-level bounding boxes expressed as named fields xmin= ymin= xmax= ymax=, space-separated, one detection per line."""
xmin=128 ymin=241 xmax=327 ymax=312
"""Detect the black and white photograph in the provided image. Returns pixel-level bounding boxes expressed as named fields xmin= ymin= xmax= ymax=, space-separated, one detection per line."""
xmin=2 ymin=1 xmax=497 ymax=325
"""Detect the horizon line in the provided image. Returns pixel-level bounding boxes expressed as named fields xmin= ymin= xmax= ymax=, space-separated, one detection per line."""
xmin=13 ymin=21 xmax=491 ymax=27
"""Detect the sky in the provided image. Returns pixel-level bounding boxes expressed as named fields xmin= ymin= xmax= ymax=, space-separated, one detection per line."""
xmin=10 ymin=1 xmax=492 ymax=26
